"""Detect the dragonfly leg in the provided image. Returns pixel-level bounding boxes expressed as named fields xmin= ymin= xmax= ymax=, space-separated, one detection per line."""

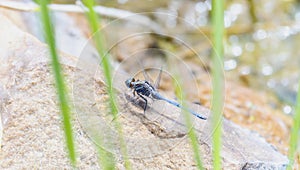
xmin=137 ymin=93 xmax=147 ymax=113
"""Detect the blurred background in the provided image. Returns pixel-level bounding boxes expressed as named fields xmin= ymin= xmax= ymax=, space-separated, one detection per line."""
xmin=48 ymin=0 xmax=300 ymax=116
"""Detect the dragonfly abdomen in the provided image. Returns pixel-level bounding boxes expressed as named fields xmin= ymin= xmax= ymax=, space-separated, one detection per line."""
xmin=154 ymin=93 xmax=207 ymax=120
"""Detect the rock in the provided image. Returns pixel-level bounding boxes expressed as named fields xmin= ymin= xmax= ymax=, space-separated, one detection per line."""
xmin=0 ymin=14 xmax=288 ymax=169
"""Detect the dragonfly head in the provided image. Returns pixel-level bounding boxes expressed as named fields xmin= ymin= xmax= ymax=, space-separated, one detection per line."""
xmin=125 ymin=78 xmax=135 ymax=88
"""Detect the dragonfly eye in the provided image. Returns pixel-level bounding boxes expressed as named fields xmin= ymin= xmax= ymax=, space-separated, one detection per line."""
xmin=125 ymin=78 xmax=134 ymax=88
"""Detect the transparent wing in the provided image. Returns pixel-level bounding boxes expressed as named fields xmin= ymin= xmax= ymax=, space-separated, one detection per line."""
xmin=137 ymin=59 xmax=155 ymax=84
xmin=154 ymin=66 xmax=163 ymax=89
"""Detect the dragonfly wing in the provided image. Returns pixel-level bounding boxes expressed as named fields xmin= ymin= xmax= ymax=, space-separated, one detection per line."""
xmin=154 ymin=66 xmax=163 ymax=89
xmin=138 ymin=59 xmax=155 ymax=84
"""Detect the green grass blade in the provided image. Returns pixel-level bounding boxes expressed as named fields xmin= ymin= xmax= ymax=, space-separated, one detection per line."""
xmin=38 ymin=0 xmax=76 ymax=167
xmin=82 ymin=0 xmax=131 ymax=169
xmin=211 ymin=0 xmax=225 ymax=170
xmin=287 ymin=80 xmax=300 ymax=169
xmin=171 ymin=67 xmax=204 ymax=170
xmin=96 ymin=147 xmax=116 ymax=170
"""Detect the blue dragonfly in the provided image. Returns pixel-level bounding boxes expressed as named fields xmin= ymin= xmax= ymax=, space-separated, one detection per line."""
xmin=125 ymin=67 xmax=207 ymax=120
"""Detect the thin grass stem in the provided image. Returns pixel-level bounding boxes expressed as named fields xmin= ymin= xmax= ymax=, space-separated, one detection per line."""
xmin=38 ymin=0 xmax=76 ymax=167
xmin=211 ymin=0 xmax=225 ymax=169
xmin=82 ymin=0 xmax=131 ymax=169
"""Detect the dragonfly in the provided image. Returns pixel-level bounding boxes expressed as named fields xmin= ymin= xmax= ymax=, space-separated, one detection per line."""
xmin=125 ymin=67 xmax=207 ymax=120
